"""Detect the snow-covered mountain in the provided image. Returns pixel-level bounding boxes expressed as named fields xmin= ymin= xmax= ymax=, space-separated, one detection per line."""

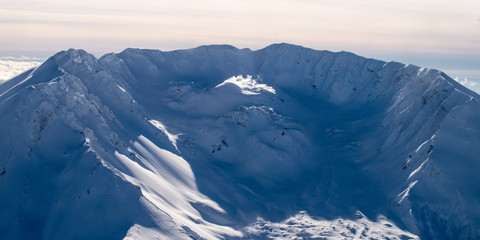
xmin=1 ymin=44 xmax=479 ymax=240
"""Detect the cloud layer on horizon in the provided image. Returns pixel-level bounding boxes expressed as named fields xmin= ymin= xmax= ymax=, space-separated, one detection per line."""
xmin=0 ymin=60 xmax=41 ymax=81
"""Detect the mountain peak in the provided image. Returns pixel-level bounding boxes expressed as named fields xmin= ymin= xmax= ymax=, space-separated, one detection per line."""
xmin=265 ymin=42 xmax=308 ymax=49
xmin=52 ymin=48 xmax=98 ymax=75
xmin=195 ymin=44 xmax=242 ymax=51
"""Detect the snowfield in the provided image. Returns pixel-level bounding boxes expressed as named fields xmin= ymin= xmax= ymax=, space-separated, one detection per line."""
xmin=0 ymin=44 xmax=479 ymax=240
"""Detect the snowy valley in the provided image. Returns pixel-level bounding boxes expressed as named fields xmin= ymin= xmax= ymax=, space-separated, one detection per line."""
xmin=0 ymin=44 xmax=479 ymax=240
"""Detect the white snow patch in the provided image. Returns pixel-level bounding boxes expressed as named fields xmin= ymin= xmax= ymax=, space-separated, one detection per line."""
xmin=415 ymin=132 xmax=437 ymax=153
xmin=124 ymin=224 xmax=170 ymax=240
xmin=397 ymin=180 xmax=419 ymax=204
xmin=117 ymin=84 xmax=127 ymax=92
xmin=246 ymin=211 xmax=419 ymax=240
xmin=216 ymin=75 xmax=276 ymax=95
xmin=115 ymin=136 xmax=242 ymax=239
xmin=415 ymin=139 xmax=429 ymax=153
xmin=408 ymin=158 xmax=429 ymax=180
xmin=148 ymin=119 xmax=181 ymax=151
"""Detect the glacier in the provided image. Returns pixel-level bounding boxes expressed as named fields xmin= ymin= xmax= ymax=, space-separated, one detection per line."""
xmin=0 ymin=43 xmax=479 ymax=240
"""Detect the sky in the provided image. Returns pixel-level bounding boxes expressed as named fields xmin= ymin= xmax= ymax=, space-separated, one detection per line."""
xmin=1 ymin=0 xmax=479 ymax=91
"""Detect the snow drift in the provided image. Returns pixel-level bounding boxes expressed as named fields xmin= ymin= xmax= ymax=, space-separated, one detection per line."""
xmin=0 ymin=44 xmax=479 ymax=240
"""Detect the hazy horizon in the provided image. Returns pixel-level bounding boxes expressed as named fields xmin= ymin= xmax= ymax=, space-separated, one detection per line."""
xmin=1 ymin=0 xmax=479 ymax=91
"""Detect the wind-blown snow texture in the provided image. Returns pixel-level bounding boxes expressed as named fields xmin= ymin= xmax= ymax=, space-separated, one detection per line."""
xmin=0 ymin=44 xmax=479 ymax=240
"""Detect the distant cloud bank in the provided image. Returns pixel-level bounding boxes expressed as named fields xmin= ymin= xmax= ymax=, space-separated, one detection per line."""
xmin=455 ymin=77 xmax=478 ymax=88
xmin=0 ymin=56 xmax=44 ymax=61
xmin=0 ymin=59 xmax=42 ymax=82
xmin=447 ymin=69 xmax=480 ymax=94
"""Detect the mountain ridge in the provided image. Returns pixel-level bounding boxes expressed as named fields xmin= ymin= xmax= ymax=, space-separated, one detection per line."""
xmin=0 ymin=44 xmax=479 ymax=239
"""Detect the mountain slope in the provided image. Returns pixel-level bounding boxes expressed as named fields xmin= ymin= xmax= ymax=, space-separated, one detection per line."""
xmin=0 ymin=44 xmax=479 ymax=239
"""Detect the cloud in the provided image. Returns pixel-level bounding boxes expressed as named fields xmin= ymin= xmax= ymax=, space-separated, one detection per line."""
xmin=454 ymin=77 xmax=479 ymax=87
xmin=0 ymin=56 xmax=44 ymax=61
xmin=0 ymin=60 xmax=41 ymax=81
